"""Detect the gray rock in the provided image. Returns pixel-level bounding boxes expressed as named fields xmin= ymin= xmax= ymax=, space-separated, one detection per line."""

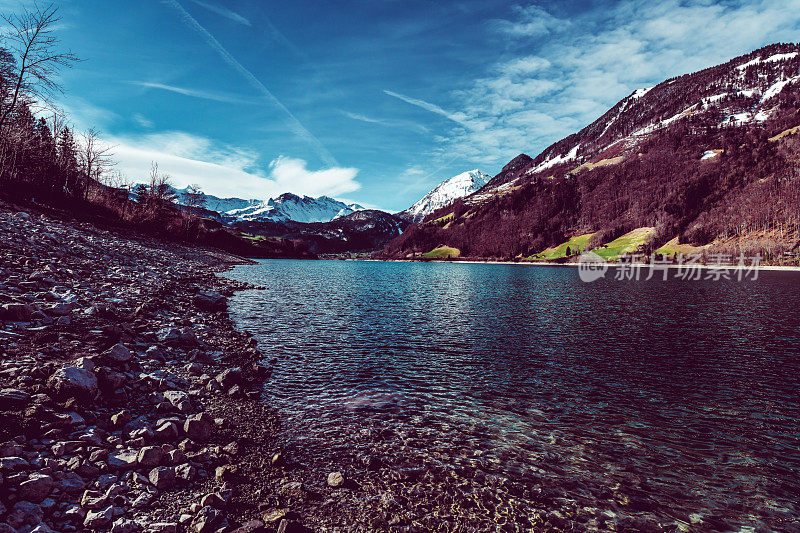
xmin=47 ymin=366 xmax=98 ymax=399
xmin=105 ymin=344 xmax=132 ymax=364
xmin=110 ymin=518 xmax=143 ymax=533
xmin=163 ymin=390 xmax=192 ymax=413
xmin=0 ymin=388 xmax=31 ymax=408
xmin=0 ymin=456 xmax=29 ymax=471
xmin=161 ymin=328 xmax=201 ymax=348
xmin=6 ymin=501 xmax=44 ymax=529
xmin=193 ymin=291 xmax=227 ymax=312
xmin=137 ymin=446 xmax=164 ymax=467
xmin=229 ymin=520 xmax=266 ymax=533
xmin=174 ymin=462 xmax=196 ymax=483
xmin=107 ymin=449 xmax=139 ymax=470
xmin=0 ymin=302 xmax=32 ymax=321
xmin=18 ymin=473 xmax=54 ymax=503
xmin=148 ymin=466 xmax=176 ymax=490
xmin=190 ymin=506 xmax=224 ymax=533
xmin=84 ymin=505 xmax=115 ymax=529
xmin=184 ymin=412 xmax=213 ymax=443
xmin=147 ymin=523 xmax=178 ymax=533
xmin=47 ymin=302 xmax=72 ymax=316
xmin=327 ymin=471 xmax=345 ymax=488
xmin=215 ymin=367 xmax=242 ymax=389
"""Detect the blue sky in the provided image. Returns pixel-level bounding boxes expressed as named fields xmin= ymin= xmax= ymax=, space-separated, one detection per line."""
xmin=10 ymin=0 xmax=800 ymax=210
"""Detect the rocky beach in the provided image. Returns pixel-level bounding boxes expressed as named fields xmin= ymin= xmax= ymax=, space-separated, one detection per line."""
xmin=0 ymin=199 xmax=315 ymax=532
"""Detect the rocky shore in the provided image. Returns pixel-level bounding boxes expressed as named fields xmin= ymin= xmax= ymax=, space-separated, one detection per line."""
xmin=0 ymin=199 xmax=307 ymax=532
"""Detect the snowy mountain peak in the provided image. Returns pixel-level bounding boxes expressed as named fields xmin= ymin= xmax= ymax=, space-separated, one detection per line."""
xmin=224 ymin=193 xmax=364 ymax=223
xmin=400 ymin=169 xmax=491 ymax=223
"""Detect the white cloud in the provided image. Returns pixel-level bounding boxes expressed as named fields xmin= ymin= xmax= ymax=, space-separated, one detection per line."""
xmin=489 ymin=5 xmax=567 ymax=37
xmin=106 ymin=131 xmax=360 ymax=200
xmin=426 ymin=0 xmax=800 ymax=168
xmin=132 ymin=113 xmax=154 ymax=128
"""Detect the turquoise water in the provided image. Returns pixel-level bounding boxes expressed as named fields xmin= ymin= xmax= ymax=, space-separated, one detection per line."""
xmin=225 ymin=260 xmax=800 ymax=530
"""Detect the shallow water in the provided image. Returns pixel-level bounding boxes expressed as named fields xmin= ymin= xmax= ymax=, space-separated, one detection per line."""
xmin=225 ymin=260 xmax=800 ymax=530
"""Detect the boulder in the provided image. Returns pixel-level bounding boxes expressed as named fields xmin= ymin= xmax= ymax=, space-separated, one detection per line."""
xmin=184 ymin=413 xmax=213 ymax=443
xmin=0 ymin=302 xmax=32 ymax=321
xmin=18 ymin=473 xmax=53 ymax=503
xmin=47 ymin=366 xmax=97 ymax=399
xmin=137 ymin=446 xmax=164 ymax=467
xmin=190 ymin=506 xmax=224 ymax=533
xmin=149 ymin=466 xmax=176 ymax=490
xmin=0 ymin=388 xmax=31 ymax=408
xmin=215 ymin=367 xmax=243 ymax=389
xmin=193 ymin=291 xmax=227 ymax=312
xmin=105 ymin=344 xmax=132 ymax=364
xmin=327 ymin=471 xmax=345 ymax=488
xmin=163 ymin=390 xmax=192 ymax=413
xmin=83 ymin=505 xmax=115 ymax=529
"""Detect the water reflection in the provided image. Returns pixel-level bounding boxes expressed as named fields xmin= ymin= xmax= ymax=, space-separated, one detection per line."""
xmin=225 ymin=260 xmax=800 ymax=530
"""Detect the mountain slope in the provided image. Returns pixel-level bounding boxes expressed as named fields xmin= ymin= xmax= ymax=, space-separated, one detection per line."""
xmin=234 ymin=210 xmax=409 ymax=254
xmin=221 ymin=193 xmax=364 ymax=223
xmin=399 ymin=170 xmax=491 ymax=223
xmin=383 ymin=42 xmax=800 ymax=261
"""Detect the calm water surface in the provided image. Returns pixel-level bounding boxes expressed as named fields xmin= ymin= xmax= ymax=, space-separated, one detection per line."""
xmin=225 ymin=260 xmax=800 ymax=531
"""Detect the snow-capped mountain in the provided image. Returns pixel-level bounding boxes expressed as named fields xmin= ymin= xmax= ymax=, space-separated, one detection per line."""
xmin=154 ymin=186 xmax=365 ymax=224
xmin=482 ymin=42 xmax=800 ymax=192
xmin=383 ymin=42 xmax=800 ymax=260
xmin=399 ymin=169 xmax=491 ymax=223
xmin=172 ymin=187 xmax=260 ymax=214
xmin=222 ymin=193 xmax=365 ymax=223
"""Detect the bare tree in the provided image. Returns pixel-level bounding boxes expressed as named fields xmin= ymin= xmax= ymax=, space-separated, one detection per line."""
xmin=0 ymin=4 xmax=79 ymax=129
xmin=145 ymin=162 xmax=176 ymax=208
xmin=183 ymin=183 xmax=206 ymax=212
xmin=78 ymin=128 xmax=115 ymax=200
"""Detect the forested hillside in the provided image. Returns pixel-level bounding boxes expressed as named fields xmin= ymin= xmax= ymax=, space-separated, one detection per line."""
xmin=383 ymin=43 xmax=800 ymax=262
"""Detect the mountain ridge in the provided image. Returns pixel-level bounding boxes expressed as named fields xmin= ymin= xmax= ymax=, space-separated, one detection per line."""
xmin=383 ymin=42 xmax=800 ymax=262
xmin=399 ymin=169 xmax=491 ymax=223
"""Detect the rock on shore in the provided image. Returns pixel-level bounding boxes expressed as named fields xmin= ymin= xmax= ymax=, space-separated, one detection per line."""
xmin=0 ymin=200 xmax=274 ymax=531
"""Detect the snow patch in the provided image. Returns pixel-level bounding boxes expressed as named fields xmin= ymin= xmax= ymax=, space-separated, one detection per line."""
xmin=402 ymin=169 xmax=491 ymax=222
xmin=531 ymin=144 xmax=580 ymax=174
xmin=761 ymin=75 xmax=800 ymax=102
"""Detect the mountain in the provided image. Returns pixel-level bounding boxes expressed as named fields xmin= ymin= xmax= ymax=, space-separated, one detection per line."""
xmin=399 ymin=169 xmax=491 ymax=223
xmin=222 ymin=193 xmax=364 ymax=223
xmin=163 ymin=187 xmax=365 ymax=224
xmin=383 ymin=43 xmax=800 ymax=261
xmin=234 ymin=210 xmax=409 ymax=254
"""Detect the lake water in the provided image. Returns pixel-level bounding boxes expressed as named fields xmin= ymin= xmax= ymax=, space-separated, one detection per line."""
xmin=224 ymin=260 xmax=800 ymax=531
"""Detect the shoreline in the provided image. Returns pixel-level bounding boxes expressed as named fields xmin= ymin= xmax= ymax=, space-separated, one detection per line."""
xmin=334 ymin=257 xmax=800 ymax=272
xmin=0 ymin=199 xmax=306 ymax=532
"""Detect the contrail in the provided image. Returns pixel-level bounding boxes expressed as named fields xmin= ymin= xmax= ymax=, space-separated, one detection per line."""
xmin=163 ymin=0 xmax=338 ymax=167
xmin=384 ymin=89 xmax=470 ymax=127
xmin=188 ymin=0 xmax=251 ymax=26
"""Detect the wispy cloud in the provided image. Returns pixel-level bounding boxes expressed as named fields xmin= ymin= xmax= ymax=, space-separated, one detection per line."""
xmin=188 ymin=0 xmax=250 ymax=26
xmin=133 ymin=81 xmax=257 ymax=105
xmin=342 ymin=110 xmax=429 ymax=134
xmin=383 ymin=89 xmax=470 ymax=127
xmin=132 ymin=113 xmax=154 ymax=128
xmin=488 ymin=5 xmax=568 ymax=38
xmin=163 ymin=0 xmax=338 ymax=167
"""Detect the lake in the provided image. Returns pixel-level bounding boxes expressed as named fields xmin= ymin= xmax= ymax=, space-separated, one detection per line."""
xmin=224 ymin=259 xmax=800 ymax=531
